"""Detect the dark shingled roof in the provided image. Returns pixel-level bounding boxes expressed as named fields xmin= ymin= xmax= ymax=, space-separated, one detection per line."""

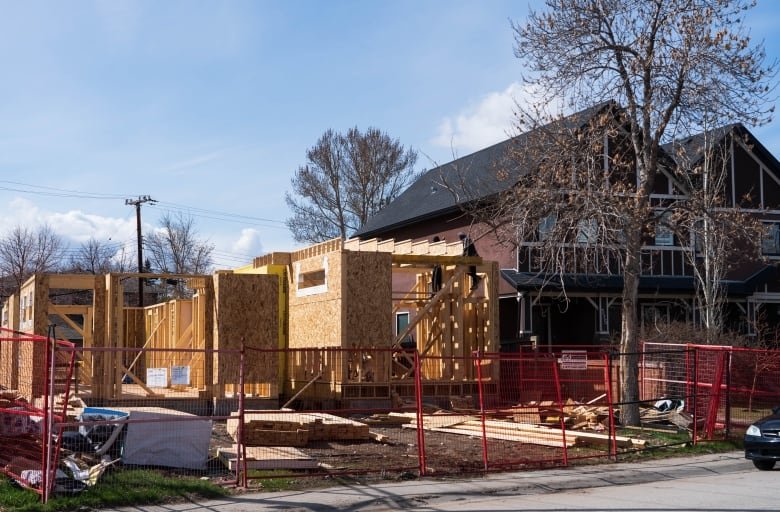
xmin=662 ymin=123 xmax=780 ymax=174
xmin=355 ymin=102 xmax=617 ymax=238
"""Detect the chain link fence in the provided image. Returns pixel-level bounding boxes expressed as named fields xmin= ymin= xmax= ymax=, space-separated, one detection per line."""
xmin=6 ymin=338 xmax=780 ymax=502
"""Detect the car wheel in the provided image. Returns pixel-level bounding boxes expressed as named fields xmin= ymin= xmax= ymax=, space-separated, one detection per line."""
xmin=753 ymin=460 xmax=776 ymax=471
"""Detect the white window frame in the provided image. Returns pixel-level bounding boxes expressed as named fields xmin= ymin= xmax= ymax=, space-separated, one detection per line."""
xmin=762 ymin=223 xmax=780 ymax=256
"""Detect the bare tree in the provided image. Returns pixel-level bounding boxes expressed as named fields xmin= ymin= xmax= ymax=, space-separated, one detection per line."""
xmin=470 ymin=0 xmax=775 ymax=425
xmin=285 ymin=127 xmax=418 ymax=243
xmin=68 ymin=238 xmax=133 ymax=274
xmin=144 ymin=212 xmax=214 ymax=275
xmin=0 ymin=224 xmax=65 ymax=294
xmin=667 ymin=125 xmax=763 ymax=342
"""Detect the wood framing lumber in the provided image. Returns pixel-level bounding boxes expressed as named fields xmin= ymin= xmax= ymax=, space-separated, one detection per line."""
xmin=217 ymin=446 xmax=318 ymax=470
xmin=461 ymin=420 xmax=643 ymax=448
xmin=409 ymin=425 xmax=576 ymax=448
xmin=438 ymin=422 xmax=578 ymax=447
xmin=281 ymin=372 xmax=322 ymax=409
xmin=393 ymin=268 xmax=465 ymax=347
xmin=119 ymin=364 xmax=163 ymax=397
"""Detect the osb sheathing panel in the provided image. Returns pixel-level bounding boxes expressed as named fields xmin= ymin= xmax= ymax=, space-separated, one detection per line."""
xmin=213 ymin=272 xmax=278 ymax=389
xmin=344 ymin=251 xmax=392 ymax=347
xmin=288 ymin=252 xmax=343 ymax=349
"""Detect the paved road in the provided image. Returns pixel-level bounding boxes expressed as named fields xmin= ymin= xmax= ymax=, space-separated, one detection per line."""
xmin=109 ymin=451 xmax=769 ymax=511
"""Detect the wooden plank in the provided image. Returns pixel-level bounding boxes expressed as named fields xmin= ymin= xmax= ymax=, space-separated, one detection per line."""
xmin=217 ymin=446 xmax=317 ymax=470
xmin=444 ymin=422 xmax=576 ymax=446
xmin=414 ymin=425 xmax=575 ymax=448
xmin=393 ymin=268 xmax=464 ymax=347
xmin=119 ymin=364 xmax=163 ymax=397
xmin=49 ymin=305 xmax=86 ymax=338
xmin=462 ymin=420 xmax=641 ymax=448
xmin=47 ymin=274 xmax=100 ymax=290
xmin=392 ymin=254 xmax=482 ymax=266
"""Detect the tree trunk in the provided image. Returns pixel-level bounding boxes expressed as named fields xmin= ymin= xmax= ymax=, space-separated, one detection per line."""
xmin=619 ymin=230 xmax=642 ymax=426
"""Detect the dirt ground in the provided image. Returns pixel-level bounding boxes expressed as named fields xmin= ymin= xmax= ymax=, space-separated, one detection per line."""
xmin=206 ymin=420 xmax=614 ymax=490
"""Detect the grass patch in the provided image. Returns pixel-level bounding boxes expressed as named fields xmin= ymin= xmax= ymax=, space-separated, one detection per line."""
xmin=0 ymin=469 xmax=229 ymax=512
xmin=614 ymin=427 xmax=742 ymax=462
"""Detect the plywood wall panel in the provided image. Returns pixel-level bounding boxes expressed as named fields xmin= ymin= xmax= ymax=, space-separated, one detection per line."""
xmin=343 ymin=251 xmax=392 ymax=348
xmin=288 ymin=253 xmax=343 ymax=349
xmin=213 ymin=272 xmax=278 ymax=394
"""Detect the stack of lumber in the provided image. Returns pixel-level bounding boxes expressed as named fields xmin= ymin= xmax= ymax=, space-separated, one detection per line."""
xmin=395 ymin=411 xmax=645 ymax=449
xmin=227 ymin=414 xmax=310 ymax=447
xmin=217 ymin=445 xmax=318 ymax=470
xmin=361 ymin=412 xmax=414 ymax=427
xmin=305 ymin=412 xmax=370 ymax=441
xmin=227 ymin=411 xmax=370 ymax=447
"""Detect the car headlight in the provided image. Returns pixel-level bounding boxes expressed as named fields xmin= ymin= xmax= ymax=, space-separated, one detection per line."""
xmin=747 ymin=425 xmax=762 ymax=436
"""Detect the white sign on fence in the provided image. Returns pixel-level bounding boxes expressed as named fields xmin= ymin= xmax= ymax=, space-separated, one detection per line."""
xmin=559 ymin=350 xmax=588 ymax=370
xmin=171 ymin=365 xmax=191 ymax=386
xmin=146 ymin=367 xmax=168 ymax=388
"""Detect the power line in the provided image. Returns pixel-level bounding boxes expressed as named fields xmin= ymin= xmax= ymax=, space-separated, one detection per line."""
xmin=0 ymin=179 xmax=289 ymax=229
xmin=0 ymin=180 xmax=127 ymax=200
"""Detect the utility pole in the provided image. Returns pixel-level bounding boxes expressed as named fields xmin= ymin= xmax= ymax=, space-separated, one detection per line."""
xmin=125 ymin=195 xmax=156 ymax=307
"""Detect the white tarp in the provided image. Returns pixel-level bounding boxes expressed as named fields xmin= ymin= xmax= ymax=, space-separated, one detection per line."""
xmin=120 ymin=407 xmax=212 ymax=470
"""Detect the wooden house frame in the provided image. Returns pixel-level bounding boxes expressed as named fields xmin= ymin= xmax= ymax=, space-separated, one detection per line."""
xmin=1 ymin=238 xmax=500 ymax=407
xmin=246 ymin=237 xmax=500 ymax=405
xmin=1 ymin=271 xmax=279 ymax=403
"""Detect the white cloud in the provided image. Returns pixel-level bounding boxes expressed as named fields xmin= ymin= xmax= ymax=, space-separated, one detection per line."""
xmin=231 ymin=228 xmax=263 ymax=257
xmin=430 ymin=81 xmax=568 ymax=154
xmin=0 ymin=196 xmax=137 ymax=246
xmin=432 ymin=82 xmax=528 ymax=153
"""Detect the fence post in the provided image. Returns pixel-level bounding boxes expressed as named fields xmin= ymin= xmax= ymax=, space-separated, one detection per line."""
xmin=551 ymin=353 xmax=568 ymax=467
xmin=413 ymin=349 xmax=426 ymax=476
xmin=604 ymin=351 xmax=617 ymax=460
xmin=42 ymin=328 xmax=56 ymax=503
xmin=725 ymin=349 xmax=732 ymax=439
xmin=692 ymin=348 xmax=698 ymax=445
xmin=238 ymin=342 xmax=247 ymax=487
xmin=474 ymin=350 xmax=489 ymax=471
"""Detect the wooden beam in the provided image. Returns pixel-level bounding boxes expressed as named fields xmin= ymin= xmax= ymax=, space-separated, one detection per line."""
xmin=281 ymin=372 xmax=322 ymax=409
xmin=49 ymin=305 xmax=86 ymax=338
xmin=392 ymin=254 xmax=482 ymax=266
xmin=119 ymin=364 xmax=163 ymax=397
xmin=393 ymin=268 xmax=465 ymax=347
xmin=48 ymin=274 xmax=101 ymax=290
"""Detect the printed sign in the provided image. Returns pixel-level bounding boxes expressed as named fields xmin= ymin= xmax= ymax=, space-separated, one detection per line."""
xmin=560 ymin=350 xmax=588 ymax=370
xmin=146 ymin=368 xmax=167 ymax=388
xmin=171 ymin=365 xmax=191 ymax=386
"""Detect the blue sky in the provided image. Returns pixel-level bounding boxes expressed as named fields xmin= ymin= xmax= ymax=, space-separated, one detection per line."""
xmin=1 ymin=0 xmax=779 ymax=269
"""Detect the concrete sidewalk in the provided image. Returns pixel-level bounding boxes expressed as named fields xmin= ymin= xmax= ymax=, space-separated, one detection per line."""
xmin=107 ymin=451 xmax=750 ymax=512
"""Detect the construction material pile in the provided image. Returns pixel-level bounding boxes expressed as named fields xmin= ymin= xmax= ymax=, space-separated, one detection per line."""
xmin=226 ymin=411 xmax=370 ymax=447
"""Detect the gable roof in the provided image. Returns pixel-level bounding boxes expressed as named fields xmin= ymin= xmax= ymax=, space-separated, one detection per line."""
xmin=355 ymin=102 xmax=618 ymax=238
xmin=662 ymin=123 xmax=780 ymax=173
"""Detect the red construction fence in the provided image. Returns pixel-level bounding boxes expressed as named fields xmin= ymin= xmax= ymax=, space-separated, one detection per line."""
xmin=3 ymin=335 xmax=780 ymax=502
